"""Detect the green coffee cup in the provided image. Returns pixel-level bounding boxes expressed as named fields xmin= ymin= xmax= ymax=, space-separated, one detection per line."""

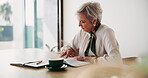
xmin=48 ymin=58 xmax=64 ymax=68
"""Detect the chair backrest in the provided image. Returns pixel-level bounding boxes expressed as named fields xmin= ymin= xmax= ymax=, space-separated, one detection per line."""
xmin=122 ymin=57 xmax=140 ymax=65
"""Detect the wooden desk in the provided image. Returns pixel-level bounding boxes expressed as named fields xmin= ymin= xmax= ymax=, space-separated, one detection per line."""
xmin=0 ymin=49 xmax=145 ymax=78
xmin=0 ymin=49 xmax=68 ymax=78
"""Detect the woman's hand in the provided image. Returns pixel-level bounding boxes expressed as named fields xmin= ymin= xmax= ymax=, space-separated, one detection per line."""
xmin=60 ymin=48 xmax=75 ymax=58
xmin=74 ymin=56 xmax=96 ymax=63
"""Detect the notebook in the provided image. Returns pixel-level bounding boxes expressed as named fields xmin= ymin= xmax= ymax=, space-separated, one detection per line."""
xmin=10 ymin=60 xmax=48 ymax=69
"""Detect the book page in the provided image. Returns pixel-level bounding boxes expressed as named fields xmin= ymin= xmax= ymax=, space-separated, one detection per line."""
xmin=64 ymin=57 xmax=90 ymax=67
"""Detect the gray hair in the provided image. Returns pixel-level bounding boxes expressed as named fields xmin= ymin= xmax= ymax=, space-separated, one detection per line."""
xmin=77 ymin=2 xmax=103 ymax=22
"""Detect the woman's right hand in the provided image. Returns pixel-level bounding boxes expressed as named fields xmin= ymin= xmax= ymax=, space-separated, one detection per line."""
xmin=60 ymin=48 xmax=75 ymax=58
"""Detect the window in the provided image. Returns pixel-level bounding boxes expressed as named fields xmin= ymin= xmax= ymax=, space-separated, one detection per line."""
xmin=0 ymin=2 xmax=13 ymax=41
xmin=0 ymin=0 xmax=63 ymax=50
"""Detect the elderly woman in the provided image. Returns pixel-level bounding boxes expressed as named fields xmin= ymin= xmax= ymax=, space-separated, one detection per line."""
xmin=61 ymin=2 xmax=122 ymax=64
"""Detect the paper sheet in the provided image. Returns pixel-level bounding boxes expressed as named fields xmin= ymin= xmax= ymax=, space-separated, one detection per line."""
xmin=64 ymin=57 xmax=90 ymax=67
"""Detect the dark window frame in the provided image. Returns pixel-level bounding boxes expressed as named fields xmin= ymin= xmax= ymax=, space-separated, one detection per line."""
xmin=57 ymin=0 xmax=63 ymax=50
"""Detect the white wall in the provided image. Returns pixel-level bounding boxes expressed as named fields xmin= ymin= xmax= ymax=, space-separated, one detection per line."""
xmin=43 ymin=0 xmax=58 ymax=50
xmin=63 ymin=0 xmax=148 ymax=57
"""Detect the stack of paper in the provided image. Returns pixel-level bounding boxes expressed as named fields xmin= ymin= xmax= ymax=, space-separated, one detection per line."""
xmin=64 ymin=57 xmax=90 ymax=67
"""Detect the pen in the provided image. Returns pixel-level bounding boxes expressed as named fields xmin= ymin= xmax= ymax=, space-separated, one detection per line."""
xmin=36 ymin=60 xmax=42 ymax=65
xmin=45 ymin=44 xmax=50 ymax=50
xmin=21 ymin=60 xmax=43 ymax=65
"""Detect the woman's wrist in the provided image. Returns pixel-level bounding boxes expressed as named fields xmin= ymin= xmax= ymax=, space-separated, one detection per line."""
xmin=61 ymin=45 xmax=72 ymax=51
xmin=90 ymin=57 xmax=98 ymax=63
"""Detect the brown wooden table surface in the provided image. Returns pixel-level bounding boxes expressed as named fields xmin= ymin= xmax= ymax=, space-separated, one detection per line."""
xmin=0 ymin=49 xmax=145 ymax=78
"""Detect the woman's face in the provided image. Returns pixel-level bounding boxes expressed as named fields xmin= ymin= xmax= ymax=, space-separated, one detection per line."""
xmin=77 ymin=13 xmax=94 ymax=32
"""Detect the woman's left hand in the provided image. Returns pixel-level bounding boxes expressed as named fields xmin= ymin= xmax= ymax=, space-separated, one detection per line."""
xmin=74 ymin=56 xmax=95 ymax=62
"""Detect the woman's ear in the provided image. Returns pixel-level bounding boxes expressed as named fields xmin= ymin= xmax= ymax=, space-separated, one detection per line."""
xmin=92 ymin=19 xmax=97 ymax=26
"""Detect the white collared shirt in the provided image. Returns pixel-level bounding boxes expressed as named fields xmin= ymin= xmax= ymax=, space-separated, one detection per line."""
xmin=68 ymin=24 xmax=122 ymax=64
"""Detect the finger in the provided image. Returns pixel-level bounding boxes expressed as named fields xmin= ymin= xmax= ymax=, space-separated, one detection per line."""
xmin=69 ymin=52 xmax=75 ymax=57
xmin=75 ymin=56 xmax=84 ymax=61
xmin=69 ymin=55 xmax=75 ymax=57
xmin=65 ymin=49 xmax=71 ymax=58
xmin=65 ymin=52 xmax=69 ymax=58
xmin=71 ymin=52 xmax=75 ymax=57
xmin=79 ymin=57 xmax=84 ymax=61
xmin=60 ymin=52 xmax=67 ymax=57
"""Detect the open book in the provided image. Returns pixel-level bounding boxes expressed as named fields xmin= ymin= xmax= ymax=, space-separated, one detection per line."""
xmin=64 ymin=57 xmax=90 ymax=67
xmin=10 ymin=60 xmax=48 ymax=69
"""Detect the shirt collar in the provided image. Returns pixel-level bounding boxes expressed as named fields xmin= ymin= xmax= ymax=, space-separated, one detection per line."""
xmin=89 ymin=22 xmax=101 ymax=34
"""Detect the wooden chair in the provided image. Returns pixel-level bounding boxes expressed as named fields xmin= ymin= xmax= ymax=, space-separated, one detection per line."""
xmin=122 ymin=57 xmax=140 ymax=65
